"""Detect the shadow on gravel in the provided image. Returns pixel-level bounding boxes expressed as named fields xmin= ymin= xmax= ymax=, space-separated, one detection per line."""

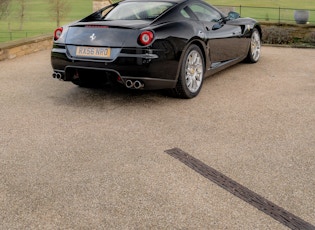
xmin=48 ymin=63 xmax=243 ymax=110
xmin=49 ymin=83 xmax=172 ymax=111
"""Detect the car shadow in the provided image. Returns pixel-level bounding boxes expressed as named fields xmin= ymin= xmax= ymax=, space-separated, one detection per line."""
xmin=49 ymin=63 xmax=246 ymax=110
xmin=50 ymin=83 xmax=173 ymax=111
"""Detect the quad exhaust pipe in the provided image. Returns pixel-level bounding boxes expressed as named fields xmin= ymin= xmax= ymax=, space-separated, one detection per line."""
xmin=52 ymin=72 xmax=144 ymax=89
xmin=125 ymin=80 xmax=144 ymax=89
xmin=52 ymin=72 xmax=63 ymax=80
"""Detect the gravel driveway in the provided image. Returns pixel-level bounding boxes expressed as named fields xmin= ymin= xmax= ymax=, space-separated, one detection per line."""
xmin=0 ymin=47 xmax=314 ymax=229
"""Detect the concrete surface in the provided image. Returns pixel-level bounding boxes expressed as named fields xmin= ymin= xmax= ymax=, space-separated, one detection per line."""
xmin=0 ymin=47 xmax=314 ymax=229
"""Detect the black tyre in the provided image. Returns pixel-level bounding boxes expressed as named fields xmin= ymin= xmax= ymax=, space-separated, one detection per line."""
xmin=172 ymin=44 xmax=205 ymax=99
xmin=245 ymin=28 xmax=261 ymax=63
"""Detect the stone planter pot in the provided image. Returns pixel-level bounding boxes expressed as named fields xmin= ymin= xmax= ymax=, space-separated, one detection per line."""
xmin=294 ymin=10 xmax=309 ymax=24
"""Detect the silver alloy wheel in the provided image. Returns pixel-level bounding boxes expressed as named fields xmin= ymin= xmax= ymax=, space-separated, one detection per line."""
xmin=184 ymin=50 xmax=203 ymax=93
xmin=251 ymin=30 xmax=261 ymax=62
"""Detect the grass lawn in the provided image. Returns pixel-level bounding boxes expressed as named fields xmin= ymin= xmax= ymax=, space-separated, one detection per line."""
xmin=0 ymin=0 xmax=92 ymax=42
xmin=208 ymin=0 xmax=315 ymax=23
xmin=208 ymin=0 xmax=315 ymax=9
xmin=1 ymin=0 xmax=315 ymax=42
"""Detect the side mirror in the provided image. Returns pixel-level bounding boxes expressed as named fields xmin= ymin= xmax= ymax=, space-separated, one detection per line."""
xmin=228 ymin=11 xmax=240 ymax=20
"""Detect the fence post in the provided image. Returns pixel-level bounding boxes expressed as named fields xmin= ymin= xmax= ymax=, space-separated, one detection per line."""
xmin=278 ymin=7 xmax=281 ymax=24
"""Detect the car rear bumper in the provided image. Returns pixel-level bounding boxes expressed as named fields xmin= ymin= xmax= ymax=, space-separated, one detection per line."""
xmin=51 ymin=45 xmax=179 ymax=90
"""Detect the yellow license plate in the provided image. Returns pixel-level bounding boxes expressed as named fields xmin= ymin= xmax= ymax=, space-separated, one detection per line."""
xmin=76 ymin=46 xmax=111 ymax=58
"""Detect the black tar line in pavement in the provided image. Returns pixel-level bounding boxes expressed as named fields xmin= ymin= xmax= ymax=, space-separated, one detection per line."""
xmin=165 ymin=148 xmax=315 ymax=230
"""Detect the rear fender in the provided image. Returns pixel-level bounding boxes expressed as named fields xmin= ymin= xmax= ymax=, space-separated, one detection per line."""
xmin=174 ymin=38 xmax=208 ymax=82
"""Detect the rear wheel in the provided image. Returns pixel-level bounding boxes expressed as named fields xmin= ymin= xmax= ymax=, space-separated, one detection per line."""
xmin=172 ymin=44 xmax=204 ymax=99
xmin=246 ymin=28 xmax=261 ymax=63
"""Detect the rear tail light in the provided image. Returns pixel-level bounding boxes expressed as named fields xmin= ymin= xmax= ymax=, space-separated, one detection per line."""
xmin=54 ymin=27 xmax=63 ymax=41
xmin=138 ymin=31 xmax=154 ymax=46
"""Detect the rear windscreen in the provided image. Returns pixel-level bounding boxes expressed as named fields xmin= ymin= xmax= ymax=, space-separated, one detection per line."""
xmin=104 ymin=2 xmax=174 ymax=20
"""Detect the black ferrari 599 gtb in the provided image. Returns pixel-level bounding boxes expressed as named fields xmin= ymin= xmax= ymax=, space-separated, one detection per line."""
xmin=51 ymin=0 xmax=262 ymax=98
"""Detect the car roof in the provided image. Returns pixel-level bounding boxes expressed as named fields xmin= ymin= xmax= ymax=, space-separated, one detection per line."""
xmin=122 ymin=0 xmax=188 ymax=3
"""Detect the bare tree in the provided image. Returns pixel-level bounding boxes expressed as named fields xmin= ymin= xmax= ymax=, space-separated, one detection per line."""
xmin=17 ymin=0 xmax=26 ymax=30
xmin=0 ymin=0 xmax=10 ymax=19
xmin=49 ymin=0 xmax=71 ymax=27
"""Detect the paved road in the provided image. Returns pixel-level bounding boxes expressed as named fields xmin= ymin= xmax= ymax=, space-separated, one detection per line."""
xmin=0 ymin=47 xmax=314 ymax=229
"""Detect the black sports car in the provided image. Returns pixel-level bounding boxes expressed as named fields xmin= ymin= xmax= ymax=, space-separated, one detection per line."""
xmin=51 ymin=0 xmax=262 ymax=98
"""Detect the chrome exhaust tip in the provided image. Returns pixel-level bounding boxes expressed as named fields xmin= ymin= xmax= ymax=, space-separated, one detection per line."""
xmin=56 ymin=73 xmax=63 ymax=80
xmin=125 ymin=80 xmax=134 ymax=88
xmin=134 ymin=80 xmax=144 ymax=89
xmin=53 ymin=72 xmax=63 ymax=80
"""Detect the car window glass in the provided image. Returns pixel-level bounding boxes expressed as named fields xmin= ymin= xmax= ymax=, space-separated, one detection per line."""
xmin=188 ymin=3 xmax=221 ymax=22
xmin=180 ymin=9 xmax=191 ymax=19
xmin=104 ymin=2 xmax=174 ymax=20
xmin=101 ymin=6 xmax=114 ymax=18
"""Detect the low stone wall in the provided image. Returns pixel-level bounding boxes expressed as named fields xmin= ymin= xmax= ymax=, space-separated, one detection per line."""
xmin=0 ymin=34 xmax=52 ymax=61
